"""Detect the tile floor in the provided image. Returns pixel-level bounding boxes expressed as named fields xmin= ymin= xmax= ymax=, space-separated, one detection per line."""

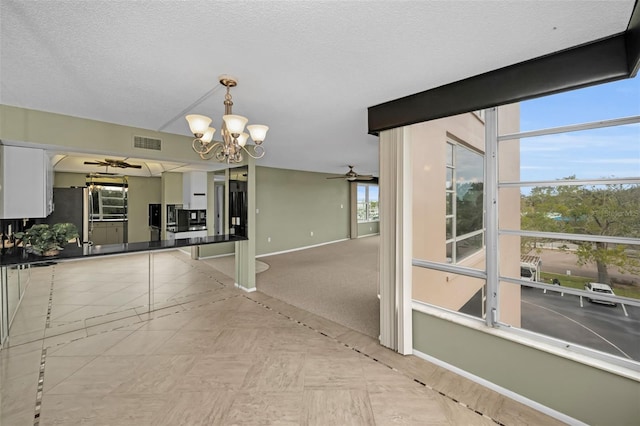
xmin=1 ymin=250 xmax=566 ymax=425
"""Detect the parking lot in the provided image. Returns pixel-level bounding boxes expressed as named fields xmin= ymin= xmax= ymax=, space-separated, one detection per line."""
xmin=521 ymin=287 xmax=640 ymax=361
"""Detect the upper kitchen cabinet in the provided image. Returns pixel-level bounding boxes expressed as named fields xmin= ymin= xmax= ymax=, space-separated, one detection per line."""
xmin=182 ymin=171 xmax=207 ymax=210
xmin=0 ymin=145 xmax=53 ymax=219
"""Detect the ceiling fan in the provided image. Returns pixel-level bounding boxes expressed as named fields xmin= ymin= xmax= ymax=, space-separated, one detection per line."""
xmin=326 ymin=165 xmax=374 ymax=181
xmin=83 ymin=158 xmax=142 ymax=169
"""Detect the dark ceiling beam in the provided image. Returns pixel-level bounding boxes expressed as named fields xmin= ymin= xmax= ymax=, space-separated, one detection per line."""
xmin=369 ymin=2 xmax=640 ymax=135
xmin=627 ymin=0 xmax=640 ymax=77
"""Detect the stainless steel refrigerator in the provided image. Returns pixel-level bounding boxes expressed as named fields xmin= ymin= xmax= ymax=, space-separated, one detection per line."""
xmin=46 ymin=187 xmax=91 ymax=244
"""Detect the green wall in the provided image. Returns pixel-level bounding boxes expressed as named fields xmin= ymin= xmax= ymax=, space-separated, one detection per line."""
xmin=54 ymin=172 xmax=85 ymax=187
xmin=412 ymin=310 xmax=640 ymax=425
xmin=199 ymin=166 xmax=351 ymax=258
xmin=254 ymin=167 xmax=350 ymax=255
xmin=127 ymin=176 xmax=161 ymax=243
xmin=357 ymin=221 xmax=379 ymax=237
xmin=1 ymin=105 xmax=202 ymax=165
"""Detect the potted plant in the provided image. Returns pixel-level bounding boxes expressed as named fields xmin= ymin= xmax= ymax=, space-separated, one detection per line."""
xmin=14 ymin=223 xmax=79 ymax=256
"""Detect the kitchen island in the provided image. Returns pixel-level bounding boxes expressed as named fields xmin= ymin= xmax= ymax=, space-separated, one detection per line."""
xmin=0 ymin=234 xmax=248 ymax=346
xmin=0 ymin=234 xmax=246 ymax=267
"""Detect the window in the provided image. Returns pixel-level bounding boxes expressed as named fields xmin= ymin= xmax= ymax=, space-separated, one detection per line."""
xmin=357 ymin=184 xmax=379 ymax=222
xmin=494 ymin=76 xmax=640 ymax=365
xmin=446 ymin=141 xmax=485 ymax=263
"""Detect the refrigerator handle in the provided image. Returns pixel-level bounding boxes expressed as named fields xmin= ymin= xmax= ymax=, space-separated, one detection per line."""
xmin=82 ymin=187 xmax=90 ymax=244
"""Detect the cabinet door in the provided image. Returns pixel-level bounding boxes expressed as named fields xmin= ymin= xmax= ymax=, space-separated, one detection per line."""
xmin=90 ymin=223 xmax=108 ymax=245
xmin=1 ymin=146 xmax=51 ymax=219
xmin=108 ymin=224 xmax=124 ymax=244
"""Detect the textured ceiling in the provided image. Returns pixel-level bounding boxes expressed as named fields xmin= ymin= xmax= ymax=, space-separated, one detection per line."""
xmin=0 ymin=1 xmax=636 ymax=176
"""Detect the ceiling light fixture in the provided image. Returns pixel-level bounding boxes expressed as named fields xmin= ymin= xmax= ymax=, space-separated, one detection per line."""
xmin=185 ymin=75 xmax=268 ymax=164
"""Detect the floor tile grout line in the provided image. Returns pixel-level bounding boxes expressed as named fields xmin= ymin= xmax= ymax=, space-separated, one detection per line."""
xmin=32 ymin=347 xmax=47 ymax=426
xmin=243 ymin=295 xmax=507 ymax=426
xmin=36 ymin=292 xmax=244 ymax=352
xmin=7 ymin=290 xmax=238 ymax=351
xmin=44 ymin=267 xmax=56 ymax=329
xmin=33 ymin=267 xmax=57 ymax=425
xmin=11 ymin=284 xmax=234 ymax=348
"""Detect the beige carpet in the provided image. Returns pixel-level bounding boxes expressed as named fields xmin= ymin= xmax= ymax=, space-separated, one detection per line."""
xmin=257 ymin=236 xmax=380 ymax=338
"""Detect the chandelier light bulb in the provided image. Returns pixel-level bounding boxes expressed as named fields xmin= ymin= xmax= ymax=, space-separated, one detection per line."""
xmin=223 ymin=114 xmax=249 ymax=135
xmin=201 ymin=127 xmax=216 ymax=143
xmin=236 ymin=132 xmax=249 ymax=147
xmin=247 ymin=124 xmax=269 ymax=143
xmin=185 ymin=114 xmax=212 ymax=137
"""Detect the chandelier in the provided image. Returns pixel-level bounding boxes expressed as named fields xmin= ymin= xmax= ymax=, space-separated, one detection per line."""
xmin=185 ymin=75 xmax=268 ymax=164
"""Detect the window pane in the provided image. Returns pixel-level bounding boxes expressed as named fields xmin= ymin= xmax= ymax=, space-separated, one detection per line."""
xmin=512 ymin=183 xmax=640 ymax=239
xmin=357 ymin=202 xmax=367 ymax=222
xmin=506 ymin=235 xmax=640 ymax=299
xmin=357 ymin=185 xmax=366 ymax=203
xmin=458 ymin=284 xmax=487 ymax=320
xmin=446 ymin=192 xmax=452 ymax=215
xmin=368 ymin=204 xmax=378 ymax=221
xmin=368 ymin=186 xmax=379 ymax=220
xmin=446 ymin=143 xmax=454 ymax=166
xmin=511 ymin=124 xmax=640 ymax=183
xmin=455 ymin=145 xmax=484 ymax=236
xmin=413 ymin=267 xmax=487 ymax=320
xmin=500 ymin=236 xmax=640 ymax=362
xmin=446 ymin=242 xmax=453 ymax=263
xmin=516 ymin=77 xmax=640 ymax=132
xmin=446 ymin=218 xmax=453 ymax=240
xmin=456 ymin=233 xmax=483 ymax=261
xmin=368 ymin=185 xmax=379 ymax=202
xmin=446 ymin=168 xmax=453 ymax=190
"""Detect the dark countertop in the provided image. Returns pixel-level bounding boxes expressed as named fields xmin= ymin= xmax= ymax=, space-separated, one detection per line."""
xmin=0 ymin=234 xmax=247 ymax=267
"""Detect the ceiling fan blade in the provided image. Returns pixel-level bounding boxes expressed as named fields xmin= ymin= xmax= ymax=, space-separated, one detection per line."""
xmin=84 ymin=161 xmax=105 ymax=165
xmin=128 ymin=164 xmax=143 ymax=169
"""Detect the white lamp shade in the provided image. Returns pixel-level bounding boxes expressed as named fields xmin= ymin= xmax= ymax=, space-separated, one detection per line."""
xmin=201 ymin=127 xmax=216 ymax=143
xmin=223 ymin=114 xmax=248 ymax=135
xmin=236 ymin=132 xmax=249 ymax=147
xmin=186 ymin=114 xmax=212 ymax=135
xmin=247 ymin=124 xmax=269 ymax=142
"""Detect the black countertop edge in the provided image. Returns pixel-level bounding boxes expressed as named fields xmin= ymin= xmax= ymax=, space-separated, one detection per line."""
xmin=0 ymin=234 xmax=247 ymax=267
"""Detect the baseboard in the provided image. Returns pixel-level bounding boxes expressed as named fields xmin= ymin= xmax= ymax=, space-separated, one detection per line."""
xmin=198 ymin=253 xmax=234 ymax=260
xmin=235 ymin=283 xmax=257 ymax=293
xmin=412 ymin=349 xmax=586 ymax=426
xmin=357 ymin=233 xmax=380 ymax=238
xmin=256 ymin=238 xmax=350 ymax=258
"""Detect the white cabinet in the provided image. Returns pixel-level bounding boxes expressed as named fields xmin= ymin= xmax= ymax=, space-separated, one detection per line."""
xmin=0 ymin=145 xmax=53 ymax=219
xmin=182 ymin=171 xmax=207 ymax=210
xmin=90 ymin=222 xmax=125 ymax=245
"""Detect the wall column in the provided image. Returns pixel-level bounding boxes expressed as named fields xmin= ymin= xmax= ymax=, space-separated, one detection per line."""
xmin=379 ymin=127 xmax=412 ymax=354
xmin=235 ymin=156 xmax=256 ymax=291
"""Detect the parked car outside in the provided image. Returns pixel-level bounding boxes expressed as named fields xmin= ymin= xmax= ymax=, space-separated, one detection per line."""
xmin=584 ymin=282 xmax=617 ymax=306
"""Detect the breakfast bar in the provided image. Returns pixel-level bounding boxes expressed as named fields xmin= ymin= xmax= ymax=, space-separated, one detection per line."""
xmin=0 ymin=234 xmax=247 ymax=347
